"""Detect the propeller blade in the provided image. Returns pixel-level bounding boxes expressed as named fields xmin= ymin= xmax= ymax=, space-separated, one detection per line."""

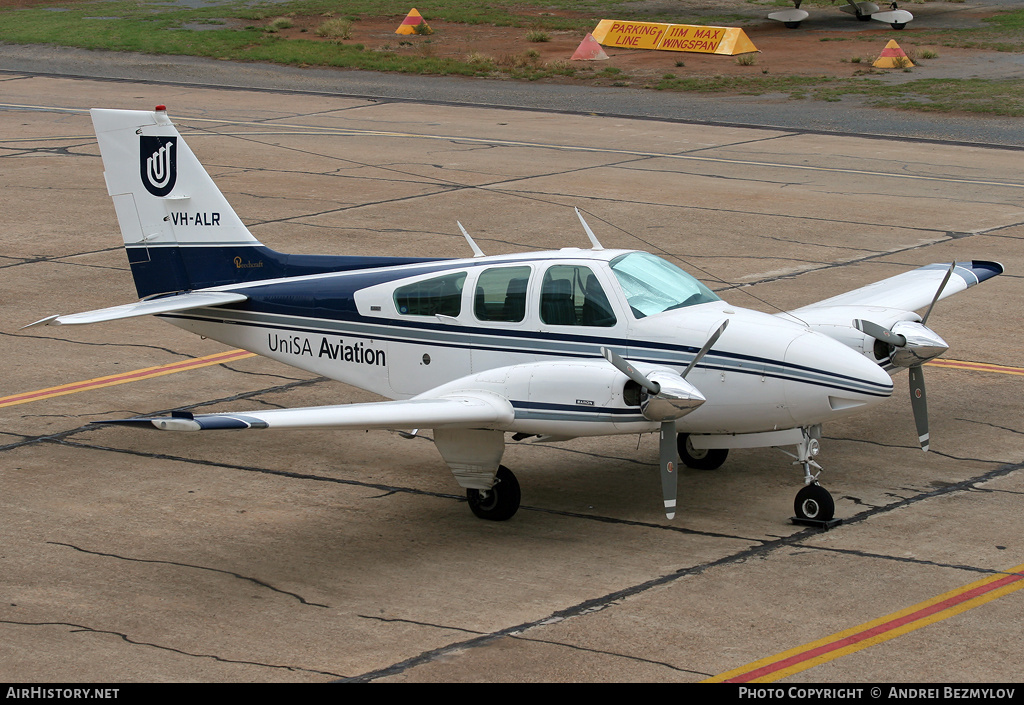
xmin=921 ymin=262 xmax=955 ymax=325
xmin=659 ymin=421 xmax=678 ymax=519
xmin=909 ymin=364 xmax=929 ymax=451
xmin=681 ymin=319 xmax=729 ymax=379
xmin=601 ymin=347 xmax=660 ymax=395
xmin=853 ymin=319 xmax=907 ymax=347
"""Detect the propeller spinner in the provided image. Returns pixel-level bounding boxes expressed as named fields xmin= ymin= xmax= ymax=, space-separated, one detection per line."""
xmin=601 ymin=320 xmax=728 ymax=518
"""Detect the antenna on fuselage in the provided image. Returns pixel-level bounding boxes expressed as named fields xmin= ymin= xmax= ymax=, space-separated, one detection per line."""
xmin=457 ymin=221 xmax=485 ymax=257
xmin=575 ymin=208 xmax=604 ymax=250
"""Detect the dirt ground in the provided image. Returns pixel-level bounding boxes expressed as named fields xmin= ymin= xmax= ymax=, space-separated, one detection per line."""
xmin=266 ymin=2 xmax=1016 ymax=84
xmin=5 ymin=1 xmax=1018 ymax=85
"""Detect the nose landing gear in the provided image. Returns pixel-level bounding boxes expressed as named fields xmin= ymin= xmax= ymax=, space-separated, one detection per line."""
xmin=782 ymin=426 xmax=842 ymax=528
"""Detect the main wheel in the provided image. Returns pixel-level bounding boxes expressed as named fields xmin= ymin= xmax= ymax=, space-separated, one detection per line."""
xmin=467 ymin=465 xmax=521 ymax=521
xmin=677 ymin=433 xmax=728 ymax=470
xmin=794 ymin=484 xmax=835 ymax=521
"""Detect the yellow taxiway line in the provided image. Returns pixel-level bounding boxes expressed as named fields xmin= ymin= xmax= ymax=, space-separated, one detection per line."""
xmin=705 ymin=562 xmax=1024 ymax=683
xmin=0 ymin=349 xmax=256 ymax=409
xmin=927 ymin=358 xmax=1024 ymax=377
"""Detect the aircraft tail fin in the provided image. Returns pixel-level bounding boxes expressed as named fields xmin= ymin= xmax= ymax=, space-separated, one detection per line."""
xmin=91 ymin=106 xmax=268 ymax=298
xmin=91 ymin=106 xmax=444 ymax=299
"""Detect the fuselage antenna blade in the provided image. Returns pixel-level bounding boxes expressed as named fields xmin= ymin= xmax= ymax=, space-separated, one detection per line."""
xmin=575 ymin=207 xmax=604 ymax=250
xmin=457 ymin=221 xmax=485 ymax=257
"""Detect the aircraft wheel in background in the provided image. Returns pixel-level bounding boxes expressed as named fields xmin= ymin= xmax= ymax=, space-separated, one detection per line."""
xmin=677 ymin=433 xmax=728 ymax=470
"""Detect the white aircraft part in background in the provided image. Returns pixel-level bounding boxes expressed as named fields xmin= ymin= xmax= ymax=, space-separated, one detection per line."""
xmin=769 ymin=1 xmax=913 ymax=30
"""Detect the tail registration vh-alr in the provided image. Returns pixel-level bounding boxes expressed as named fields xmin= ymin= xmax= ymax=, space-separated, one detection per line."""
xmin=28 ymin=107 xmax=1002 ymax=524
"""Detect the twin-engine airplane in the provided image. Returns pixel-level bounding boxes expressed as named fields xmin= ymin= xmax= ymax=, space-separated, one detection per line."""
xmin=768 ymin=1 xmax=913 ymax=30
xmin=29 ymin=107 xmax=1001 ymax=524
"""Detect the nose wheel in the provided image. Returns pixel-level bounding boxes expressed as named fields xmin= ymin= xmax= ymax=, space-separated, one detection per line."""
xmin=794 ymin=483 xmax=834 ymax=521
xmin=783 ymin=426 xmax=842 ymax=528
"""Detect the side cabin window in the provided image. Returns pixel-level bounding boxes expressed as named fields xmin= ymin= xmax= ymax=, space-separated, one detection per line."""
xmin=394 ymin=271 xmax=466 ymax=317
xmin=539 ymin=265 xmax=617 ymax=327
xmin=474 ymin=266 xmax=531 ymax=323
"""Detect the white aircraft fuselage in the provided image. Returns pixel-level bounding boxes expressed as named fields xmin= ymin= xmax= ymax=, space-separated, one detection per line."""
xmin=162 ymin=247 xmax=894 ymax=440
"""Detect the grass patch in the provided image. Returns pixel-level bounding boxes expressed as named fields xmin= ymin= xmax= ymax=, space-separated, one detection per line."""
xmin=315 ymin=18 xmax=353 ymax=39
xmin=651 ymin=74 xmax=836 ymax=94
xmin=265 ymin=17 xmax=293 ymax=32
xmin=812 ymin=78 xmax=1024 ymax=117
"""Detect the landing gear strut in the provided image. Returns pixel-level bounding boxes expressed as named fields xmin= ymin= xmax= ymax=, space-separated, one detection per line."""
xmin=782 ymin=426 xmax=839 ymax=526
xmin=466 ymin=465 xmax=521 ymax=521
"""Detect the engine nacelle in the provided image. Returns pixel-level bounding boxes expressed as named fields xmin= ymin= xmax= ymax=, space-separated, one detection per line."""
xmin=417 ymin=358 xmax=705 ymax=437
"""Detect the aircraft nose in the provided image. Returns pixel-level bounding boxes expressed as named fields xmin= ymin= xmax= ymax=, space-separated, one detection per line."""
xmin=783 ymin=331 xmax=894 ymax=422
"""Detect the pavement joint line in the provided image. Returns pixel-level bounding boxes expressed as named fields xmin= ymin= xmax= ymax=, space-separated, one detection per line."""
xmin=703 ymin=562 xmax=1024 ymax=683
xmin=3 ymin=103 xmax=1023 ymax=190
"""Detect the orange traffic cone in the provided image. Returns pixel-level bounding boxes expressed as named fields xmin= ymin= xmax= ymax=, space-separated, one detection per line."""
xmin=396 ymin=8 xmax=432 ymax=35
xmin=571 ymin=33 xmax=609 ymax=61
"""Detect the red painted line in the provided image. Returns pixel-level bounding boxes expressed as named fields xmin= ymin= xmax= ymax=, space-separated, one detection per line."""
xmin=723 ymin=569 xmax=1024 ymax=682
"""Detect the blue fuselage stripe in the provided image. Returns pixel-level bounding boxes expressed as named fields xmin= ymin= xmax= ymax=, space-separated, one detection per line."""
xmin=162 ymin=307 xmax=892 ymax=399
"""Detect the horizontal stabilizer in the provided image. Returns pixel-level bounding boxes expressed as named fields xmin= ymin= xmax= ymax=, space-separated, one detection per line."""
xmin=97 ymin=393 xmax=515 ymax=432
xmin=23 ymin=291 xmax=248 ymax=328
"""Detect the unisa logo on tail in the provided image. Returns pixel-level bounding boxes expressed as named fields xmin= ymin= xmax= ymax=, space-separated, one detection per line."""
xmin=140 ymin=135 xmax=177 ymax=197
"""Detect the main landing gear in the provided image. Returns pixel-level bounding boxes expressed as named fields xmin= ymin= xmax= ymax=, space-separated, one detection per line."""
xmin=466 ymin=465 xmax=521 ymax=521
xmin=677 ymin=433 xmax=729 ymax=471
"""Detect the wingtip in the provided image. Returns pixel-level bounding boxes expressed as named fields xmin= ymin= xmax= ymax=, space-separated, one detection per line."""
xmin=21 ymin=315 xmax=60 ymax=330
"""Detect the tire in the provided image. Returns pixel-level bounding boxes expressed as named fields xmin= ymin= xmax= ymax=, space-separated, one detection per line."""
xmin=467 ymin=465 xmax=521 ymax=521
xmin=794 ymin=484 xmax=835 ymax=521
xmin=892 ymin=23 xmax=906 ymax=29
xmin=677 ymin=433 xmax=728 ymax=471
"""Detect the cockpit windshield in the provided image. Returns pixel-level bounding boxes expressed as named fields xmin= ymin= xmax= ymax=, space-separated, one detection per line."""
xmin=609 ymin=252 xmax=720 ymax=318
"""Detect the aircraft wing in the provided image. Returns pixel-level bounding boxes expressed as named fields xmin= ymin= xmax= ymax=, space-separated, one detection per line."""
xmin=22 ymin=291 xmax=249 ymax=328
xmin=788 ymin=261 xmax=1003 ymax=316
xmin=98 ymin=392 xmax=515 ymax=432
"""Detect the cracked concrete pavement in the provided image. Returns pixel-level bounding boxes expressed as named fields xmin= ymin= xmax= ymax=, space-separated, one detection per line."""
xmin=1 ymin=71 xmax=1023 ymax=683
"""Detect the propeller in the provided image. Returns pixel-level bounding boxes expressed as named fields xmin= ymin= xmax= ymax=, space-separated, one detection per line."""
xmin=853 ymin=262 xmax=955 ymax=452
xmin=601 ymin=319 xmax=728 ymax=519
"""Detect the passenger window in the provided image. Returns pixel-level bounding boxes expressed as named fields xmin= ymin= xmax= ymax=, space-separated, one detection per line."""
xmin=540 ymin=265 xmax=616 ymax=327
xmin=394 ymin=272 xmax=466 ymax=317
xmin=474 ymin=266 xmax=531 ymax=323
